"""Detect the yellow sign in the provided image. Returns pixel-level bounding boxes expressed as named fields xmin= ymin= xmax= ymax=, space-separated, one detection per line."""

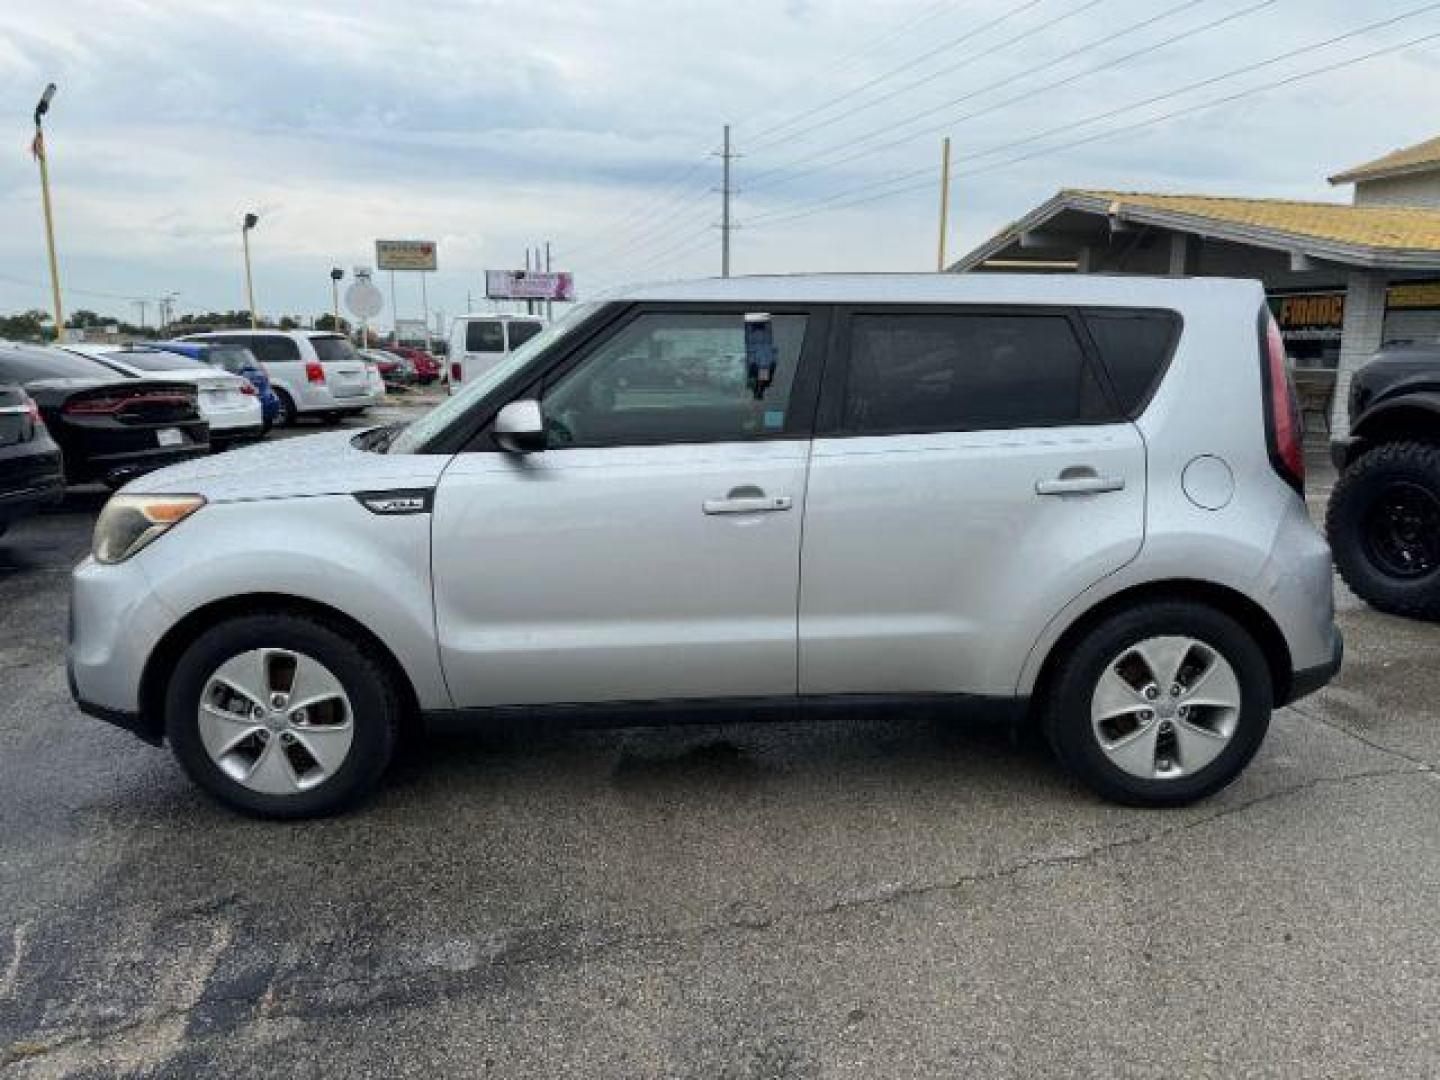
xmin=375 ymin=240 xmax=438 ymax=272
xmin=1386 ymin=280 xmax=1440 ymax=310
xmin=1274 ymin=292 xmax=1344 ymax=331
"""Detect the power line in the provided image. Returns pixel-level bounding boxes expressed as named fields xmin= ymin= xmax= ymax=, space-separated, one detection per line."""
xmin=747 ymin=0 xmax=1114 ymax=166
xmin=747 ymin=25 xmax=1440 ymax=232
xmin=747 ymin=0 xmax=1275 ymax=195
xmin=744 ymin=0 xmax=1047 ymax=153
xmin=744 ymin=0 xmax=1223 ymax=191
xmin=745 ymin=4 xmax=1440 ymax=227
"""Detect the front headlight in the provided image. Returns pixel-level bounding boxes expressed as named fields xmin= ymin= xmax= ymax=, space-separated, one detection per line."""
xmin=93 ymin=494 xmax=205 ymax=564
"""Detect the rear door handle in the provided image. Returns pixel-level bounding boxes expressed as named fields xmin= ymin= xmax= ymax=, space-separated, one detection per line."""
xmin=703 ymin=493 xmax=793 ymax=515
xmin=1035 ymin=475 xmax=1126 ymax=496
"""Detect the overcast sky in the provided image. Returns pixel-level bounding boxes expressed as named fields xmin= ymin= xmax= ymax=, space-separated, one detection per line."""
xmin=1 ymin=0 xmax=1437 ymax=329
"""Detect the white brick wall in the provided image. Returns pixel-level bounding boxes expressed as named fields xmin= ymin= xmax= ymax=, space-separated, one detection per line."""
xmin=1330 ymin=270 xmax=1389 ymax=437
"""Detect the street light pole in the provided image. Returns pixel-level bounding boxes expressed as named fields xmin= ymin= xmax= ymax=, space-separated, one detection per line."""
xmin=241 ymin=212 xmax=259 ymax=329
xmin=330 ymin=267 xmax=344 ymax=334
xmin=32 ymin=83 xmax=64 ymax=341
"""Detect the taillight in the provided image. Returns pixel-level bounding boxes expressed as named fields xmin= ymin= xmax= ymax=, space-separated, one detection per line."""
xmin=25 ymin=398 xmax=42 ymax=424
xmin=305 ymin=362 xmax=325 ymax=384
xmin=239 ymin=382 xmax=257 ymax=396
xmin=1261 ymin=310 xmax=1304 ymax=494
xmin=64 ymin=395 xmax=128 ymax=415
xmin=451 ymin=361 xmax=462 ymax=382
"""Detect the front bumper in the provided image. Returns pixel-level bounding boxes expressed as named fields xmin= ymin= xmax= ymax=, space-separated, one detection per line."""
xmin=67 ymin=554 xmax=176 ymax=742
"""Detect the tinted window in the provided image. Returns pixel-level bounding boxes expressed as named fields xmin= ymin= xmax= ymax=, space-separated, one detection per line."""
xmin=111 ymin=348 xmax=204 ymax=373
xmin=1083 ymin=312 xmax=1179 ymax=416
xmin=842 ymin=313 xmax=1113 ymax=433
xmin=0 ymin=348 xmax=114 ymax=382
xmin=207 ymin=346 xmax=258 ymax=374
xmin=310 ymin=336 xmax=357 ymax=364
xmin=246 ymin=336 xmax=302 ymax=366
xmin=507 ymin=321 xmax=543 ymax=349
xmin=466 ymin=321 xmax=505 ymax=353
xmin=543 ymin=311 xmax=807 ymax=447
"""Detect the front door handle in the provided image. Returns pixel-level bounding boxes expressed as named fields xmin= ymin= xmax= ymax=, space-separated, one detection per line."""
xmin=703 ymin=488 xmax=793 ymax=514
xmin=1035 ymin=474 xmax=1126 ymax=496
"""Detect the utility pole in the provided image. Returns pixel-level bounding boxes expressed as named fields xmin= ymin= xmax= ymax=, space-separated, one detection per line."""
xmin=388 ymin=270 xmax=398 ymax=341
xmin=420 ymin=270 xmax=430 ymax=346
xmin=524 ymin=248 xmax=533 ymax=316
xmin=937 ymin=137 xmax=952 ymax=272
xmin=720 ymin=124 xmax=734 ymax=278
xmin=545 ymin=241 xmax=553 ymax=321
xmin=132 ymin=299 xmax=148 ymax=331
xmin=32 ymin=83 xmax=64 ymax=340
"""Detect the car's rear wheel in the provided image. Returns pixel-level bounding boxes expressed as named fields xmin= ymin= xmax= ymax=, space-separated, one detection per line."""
xmin=1327 ymin=441 xmax=1440 ymax=620
xmin=274 ymin=389 xmax=298 ymax=428
xmin=1043 ymin=602 xmax=1272 ymax=806
xmin=165 ymin=613 xmax=400 ymax=818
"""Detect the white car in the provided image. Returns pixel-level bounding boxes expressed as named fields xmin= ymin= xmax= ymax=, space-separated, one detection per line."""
xmin=446 ymin=312 xmax=544 ymax=391
xmin=60 ymin=344 xmax=263 ymax=445
xmin=179 ymin=330 xmax=383 ymax=426
xmin=69 ymin=274 xmax=1341 ymax=819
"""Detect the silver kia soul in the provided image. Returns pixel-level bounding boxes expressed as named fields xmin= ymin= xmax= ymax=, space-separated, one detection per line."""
xmin=69 ymin=274 xmax=1342 ymax=818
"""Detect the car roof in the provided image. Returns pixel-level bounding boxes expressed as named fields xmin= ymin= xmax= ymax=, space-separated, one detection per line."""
xmin=455 ymin=313 xmax=545 ymax=322
xmin=607 ymin=272 xmax=1264 ymax=308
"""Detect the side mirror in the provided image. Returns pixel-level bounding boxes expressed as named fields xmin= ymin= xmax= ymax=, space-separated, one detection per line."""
xmin=493 ymin=399 xmax=547 ymax=454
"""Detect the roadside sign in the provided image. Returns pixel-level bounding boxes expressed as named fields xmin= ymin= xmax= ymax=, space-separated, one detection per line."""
xmin=394 ymin=318 xmax=428 ymax=341
xmin=376 ymin=240 xmax=438 ymax=272
xmin=345 ymin=280 xmax=384 ymax=320
xmin=486 ymin=270 xmax=575 ymax=301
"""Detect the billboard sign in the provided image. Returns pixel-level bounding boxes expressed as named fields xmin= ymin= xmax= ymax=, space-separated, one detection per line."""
xmin=376 ymin=240 xmax=438 ymax=272
xmin=485 ymin=270 xmax=575 ymax=301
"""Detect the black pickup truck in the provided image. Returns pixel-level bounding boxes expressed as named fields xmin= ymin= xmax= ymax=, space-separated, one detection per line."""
xmin=1328 ymin=344 xmax=1440 ymax=619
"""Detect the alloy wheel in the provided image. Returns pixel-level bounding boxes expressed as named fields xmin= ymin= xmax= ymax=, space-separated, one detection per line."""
xmin=1090 ymin=635 xmax=1241 ymax=781
xmin=197 ymin=648 xmax=354 ymax=795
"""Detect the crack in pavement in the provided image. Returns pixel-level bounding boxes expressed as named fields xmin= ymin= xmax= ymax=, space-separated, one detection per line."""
xmin=4 ymin=762 xmax=1425 ymax=1070
xmin=1287 ymin=698 xmax=1439 ymax=775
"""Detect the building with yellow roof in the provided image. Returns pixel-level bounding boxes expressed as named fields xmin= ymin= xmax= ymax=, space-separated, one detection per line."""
xmin=949 ymin=134 xmax=1440 ymax=437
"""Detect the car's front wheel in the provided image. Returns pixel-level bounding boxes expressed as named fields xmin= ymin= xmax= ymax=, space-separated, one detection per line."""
xmin=165 ymin=613 xmax=401 ymax=818
xmin=1043 ymin=602 xmax=1272 ymax=806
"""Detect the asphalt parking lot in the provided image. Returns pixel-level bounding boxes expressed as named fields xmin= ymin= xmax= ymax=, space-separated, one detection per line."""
xmin=1 ymin=416 xmax=1437 ymax=1078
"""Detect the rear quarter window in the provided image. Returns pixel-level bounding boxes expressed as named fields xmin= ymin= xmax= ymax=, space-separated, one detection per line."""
xmin=247 ymin=337 xmax=302 ymax=366
xmin=1082 ymin=310 xmax=1181 ymax=417
xmin=466 ymin=321 xmax=505 ymax=353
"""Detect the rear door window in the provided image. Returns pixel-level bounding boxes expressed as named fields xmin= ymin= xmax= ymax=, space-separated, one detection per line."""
xmin=247 ymin=336 xmax=302 ymax=366
xmin=310 ymin=336 xmax=358 ymax=364
xmin=466 ymin=321 xmax=505 ymax=353
xmin=840 ymin=312 xmax=1115 ymax=434
xmin=506 ymin=321 xmax=544 ymax=350
xmin=1082 ymin=311 xmax=1181 ymax=417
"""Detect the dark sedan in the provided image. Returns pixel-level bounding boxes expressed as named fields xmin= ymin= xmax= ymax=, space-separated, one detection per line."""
xmin=0 ymin=384 xmax=64 ymax=537
xmin=0 ymin=346 xmax=209 ymax=487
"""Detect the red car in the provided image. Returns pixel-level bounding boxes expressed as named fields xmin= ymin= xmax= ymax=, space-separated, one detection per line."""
xmin=388 ymin=345 xmax=442 ymax=385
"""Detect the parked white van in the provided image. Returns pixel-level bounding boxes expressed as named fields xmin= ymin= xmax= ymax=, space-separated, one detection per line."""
xmin=447 ymin=312 xmax=545 ymax=391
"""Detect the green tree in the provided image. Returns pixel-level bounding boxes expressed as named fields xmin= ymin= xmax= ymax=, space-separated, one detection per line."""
xmin=0 ymin=309 xmax=50 ymax=341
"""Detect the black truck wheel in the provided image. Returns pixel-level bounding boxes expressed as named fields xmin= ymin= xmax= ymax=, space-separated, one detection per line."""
xmin=1327 ymin=441 xmax=1440 ymax=620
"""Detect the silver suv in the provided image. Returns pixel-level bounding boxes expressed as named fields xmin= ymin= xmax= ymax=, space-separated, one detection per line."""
xmin=70 ymin=275 xmax=1341 ymax=818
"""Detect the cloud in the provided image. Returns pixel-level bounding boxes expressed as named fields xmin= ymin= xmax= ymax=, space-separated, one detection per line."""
xmin=1 ymin=0 xmax=1437 ymax=322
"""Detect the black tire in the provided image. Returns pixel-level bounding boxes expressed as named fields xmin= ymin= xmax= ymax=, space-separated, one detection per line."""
xmin=1326 ymin=441 xmax=1440 ymax=621
xmin=1043 ymin=602 xmax=1272 ymax=807
xmin=274 ymin=389 xmax=298 ymax=428
xmin=165 ymin=613 xmax=401 ymax=819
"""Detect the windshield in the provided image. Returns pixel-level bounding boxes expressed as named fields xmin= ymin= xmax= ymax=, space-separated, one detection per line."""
xmin=0 ymin=347 xmax=117 ymax=382
xmin=388 ymin=302 xmax=601 ymax=454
